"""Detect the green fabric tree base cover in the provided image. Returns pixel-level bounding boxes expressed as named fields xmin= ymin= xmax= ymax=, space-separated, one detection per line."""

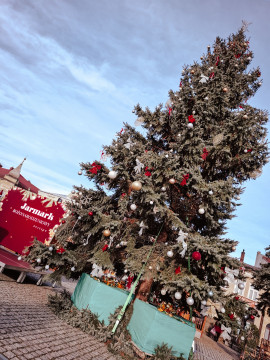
xmin=72 ymin=274 xmax=195 ymax=358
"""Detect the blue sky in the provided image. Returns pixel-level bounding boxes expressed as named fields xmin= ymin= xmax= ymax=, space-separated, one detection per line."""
xmin=0 ymin=0 xmax=269 ymax=265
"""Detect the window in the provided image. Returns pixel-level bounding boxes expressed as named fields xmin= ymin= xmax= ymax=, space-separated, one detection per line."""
xmin=248 ymin=286 xmax=258 ymax=301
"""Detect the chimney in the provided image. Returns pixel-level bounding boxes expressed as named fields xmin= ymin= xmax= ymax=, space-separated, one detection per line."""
xmin=240 ymin=249 xmax=245 ymax=263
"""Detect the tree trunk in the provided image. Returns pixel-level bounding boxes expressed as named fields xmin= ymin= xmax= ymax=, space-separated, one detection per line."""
xmin=135 ymin=277 xmax=153 ymax=302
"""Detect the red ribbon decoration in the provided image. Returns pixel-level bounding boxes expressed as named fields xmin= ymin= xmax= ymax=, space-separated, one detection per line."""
xmin=215 ymin=56 xmax=220 ymax=66
xmin=179 ymin=80 xmax=182 ymax=87
xmin=168 ymin=108 xmax=172 ymax=116
xmin=102 ymin=244 xmax=108 ymax=252
xmin=188 ymin=115 xmax=195 ymax=123
xmin=209 ymin=72 xmax=215 ymax=79
xmin=145 ymin=171 xmax=152 ymax=177
xmin=180 ymin=174 xmax=189 ymax=186
xmin=201 ymin=148 xmax=209 ymax=160
xmin=247 ymin=149 xmax=252 ymax=153
xmin=89 ymin=162 xmax=102 ymax=174
xmin=229 ymin=314 xmax=234 ymax=320
xmin=127 ymin=276 xmax=134 ymax=289
xmin=175 ymin=266 xmax=181 ymax=275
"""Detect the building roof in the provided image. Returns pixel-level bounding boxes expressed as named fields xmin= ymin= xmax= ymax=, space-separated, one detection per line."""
xmin=0 ymin=161 xmax=39 ymax=194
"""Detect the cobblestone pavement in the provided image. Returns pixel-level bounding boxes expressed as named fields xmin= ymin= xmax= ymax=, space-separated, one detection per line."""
xmin=194 ymin=334 xmax=240 ymax=360
xmin=0 ymin=276 xmax=116 ymax=360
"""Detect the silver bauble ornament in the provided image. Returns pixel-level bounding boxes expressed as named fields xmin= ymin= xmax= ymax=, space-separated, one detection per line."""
xmin=131 ymin=181 xmax=142 ymax=191
xmin=198 ymin=208 xmax=205 ymax=214
xmin=108 ymin=170 xmax=117 ymax=179
xmin=71 ymin=266 xmax=75 ymax=272
xmin=149 ymin=201 xmax=154 ymax=205
xmin=175 ymin=291 xmax=182 ymax=300
xmin=45 ymin=265 xmax=50 ymax=270
xmin=78 ymin=171 xmax=82 ymax=175
xmin=186 ymin=297 xmax=194 ymax=306
xmin=49 ymin=246 xmax=53 ymax=251
xmin=130 ymin=204 xmax=137 ymax=211
xmin=187 ymin=123 xmax=193 ymax=129
xmin=204 ymin=96 xmax=209 ymax=101
xmin=238 ymin=283 xmax=245 ymax=290
xmin=36 ymin=258 xmax=41 ymax=263
xmin=161 ymin=186 xmax=166 ymax=191
xmin=161 ymin=289 xmax=167 ymax=296
xmin=208 ymin=290 xmax=213 ymax=297
xmin=167 ymin=250 xmax=173 ymax=258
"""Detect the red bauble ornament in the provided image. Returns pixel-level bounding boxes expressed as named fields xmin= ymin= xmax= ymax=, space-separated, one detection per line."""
xmin=234 ymin=296 xmax=239 ymax=301
xmin=88 ymin=211 xmax=93 ymax=216
xmin=56 ymin=248 xmax=66 ymax=254
xmin=192 ymin=251 xmax=201 ymax=261
xmin=250 ymin=315 xmax=255 ymax=320
xmin=61 ymin=220 xmax=66 ymax=224
xmin=229 ymin=313 xmax=234 ymax=320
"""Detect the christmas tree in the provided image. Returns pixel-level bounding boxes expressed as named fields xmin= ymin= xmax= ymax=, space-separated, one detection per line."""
xmin=253 ymin=246 xmax=270 ymax=316
xmin=26 ymin=25 xmax=268 ymax=316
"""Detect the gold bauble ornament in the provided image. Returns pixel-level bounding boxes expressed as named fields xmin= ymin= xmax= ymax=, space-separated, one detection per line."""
xmin=169 ymin=178 xmax=176 ymax=184
xmin=223 ymin=87 xmax=228 ymax=93
xmin=131 ymin=181 xmax=142 ymax=191
xmin=103 ymin=229 xmax=111 ymax=237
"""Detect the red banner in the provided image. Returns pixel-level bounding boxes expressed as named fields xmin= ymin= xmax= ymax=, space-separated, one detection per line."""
xmin=0 ymin=188 xmax=66 ymax=254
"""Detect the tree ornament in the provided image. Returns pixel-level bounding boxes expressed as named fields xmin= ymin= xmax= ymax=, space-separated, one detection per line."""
xmin=124 ymin=269 xmax=128 ymax=273
xmin=187 ymin=123 xmax=193 ymax=129
xmin=71 ymin=190 xmax=75 ymax=194
xmin=88 ymin=211 xmax=93 ymax=216
xmin=18 ymin=256 xmax=22 ymax=261
xmin=138 ymin=221 xmax=148 ymax=236
xmin=238 ymin=283 xmax=245 ymax=290
xmin=175 ymin=266 xmax=181 ymax=274
xmin=103 ymin=229 xmax=111 ymax=237
xmin=204 ymin=96 xmax=208 ymax=101
xmin=199 ymin=74 xmax=208 ymax=83
xmin=149 ymin=201 xmax=154 ymax=205
xmin=232 ymin=246 xmax=236 ymax=251
xmin=161 ymin=289 xmax=167 ymax=296
xmin=228 ymin=313 xmax=234 ymax=320
xmin=78 ymin=171 xmax=82 ymax=175
xmin=36 ymin=258 xmax=41 ymax=263
xmin=167 ymin=250 xmax=174 ymax=258
xmin=192 ymin=251 xmax=201 ymax=261
xmin=244 ymin=314 xmax=249 ymax=319
xmin=243 ymin=114 xmax=248 ymax=119
xmin=201 ymin=300 xmax=207 ymax=306
xmin=198 ymin=208 xmax=205 ymax=214
xmin=148 ymin=266 xmax=153 ymax=270
xmin=241 ymin=336 xmax=245 ymax=341
xmin=258 ymin=82 xmax=262 ymax=86
xmin=174 ymin=291 xmax=182 ymax=300
xmin=209 ymin=190 xmax=213 ymax=195
xmin=250 ymin=315 xmax=255 ymax=320
xmin=234 ymin=296 xmax=239 ymax=300
xmin=131 ymin=181 xmax=142 ymax=191
xmin=134 ymin=159 xmax=144 ymax=174
xmin=45 ymin=265 xmax=49 ymax=270
xmin=223 ymin=87 xmax=228 ymax=93
xmin=161 ymin=186 xmax=166 ymax=191
xmin=130 ymin=204 xmax=137 ymax=211
xmin=169 ymin=178 xmax=176 ymax=184
xmin=71 ymin=267 xmax=75 ymax=271
xmin=186 ymin=297 xmax=194 ymax=306
xmin=134 ymin=116 xmax=144 ymax=126
xmin=108 ymin=170 xmax=117 ymax=179
xmin=62 ymin=220 xmax=66 ymax=224
xmin=208 ymin=290 xmax=213 ymax=297
xmin=221 ymin=307 xmax=226 ymax=313
xmin=236 ymin=196 xmax=241 ymax=200
xmin=102 ymin=244 xmax=109 ymax=252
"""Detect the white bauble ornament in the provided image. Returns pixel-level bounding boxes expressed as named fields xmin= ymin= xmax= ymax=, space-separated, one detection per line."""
xmin=198 ymin=208 xmax=205 ymax=214
xmin=18 ymin=256 xmax=22 ymax=261
xmin=131 ymin=181 xmax=142 ymax=191
xmin=236 ymin=196 xmax=241 ymax=200
xmin=204 ymin=96 xmax=209 ymax=101
xmin=167 ymin=250 xmax=173 ymax=258
xmin=78 ymin=171 xmax=82 ymax=175
xmin=161 ymin=186 xmax=166 ymax=192
xmin=247 ymin=57 xmax=252 ymax=61
xmin=124 ymin=269 xmax=128 ymax=273
xmin=161 ymin=289 xmax=167 ymax=296
xmin=175 ymin=291 xmax=182 ymax=300
xmin=49 ymin=246 xmax=53 ymax=251
xmin=79 ymin=192 xmax=82 ymax=196
xmin=244 ymin=149 xmax=248 ymax=153
xmin=165 ymin=154 xmax=169 ymax=158
xmin=149 ymin=201 xmax=154 ymax=205
xmin=208 ymin=190 xmax=213 ymax=195
xmin=186 ymin=297 xmax=194 ymax=306
xmin=36 ymin=258 xmax=41 ymax=263
xmin=130 ymin=204 xmax=137 ymax=211
xmin=208 ymin=290 xmax=213 ymax=297
xmin=71 ymin=267 xmax=75 ymax=272
xmin=258 ymin=82 xmax=262 ymax=86
xmin=149 ymin=266 xmax=153 ymax=270
xmin=243 ymin=114 xmax=248 ymax=119
xmin=108 ymin=171 xmax=117 ymax=179
xmin=169 ymin=178 xmax=176 ymax=184
xmin=201 ymin=300 xmax=207 ymax=306
xmin=45 ymin=265 xmax=50 ymax=270
xmin=238 ymin=283 xmax=245 ymax=290
xmin=78 ymin=216 xmax=82 ymax=220
xmin=241 ymin=336 xmax=245 ymax=341
xmin=177 ymin=133 xmax=181 ymax=137
xmin=232 ymin=246 xmax=236 ymax=252
xmin=187 ymin=123 xmax=193 ymax=129
xmin=221 ymin=307 xmax=226 ymax=313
